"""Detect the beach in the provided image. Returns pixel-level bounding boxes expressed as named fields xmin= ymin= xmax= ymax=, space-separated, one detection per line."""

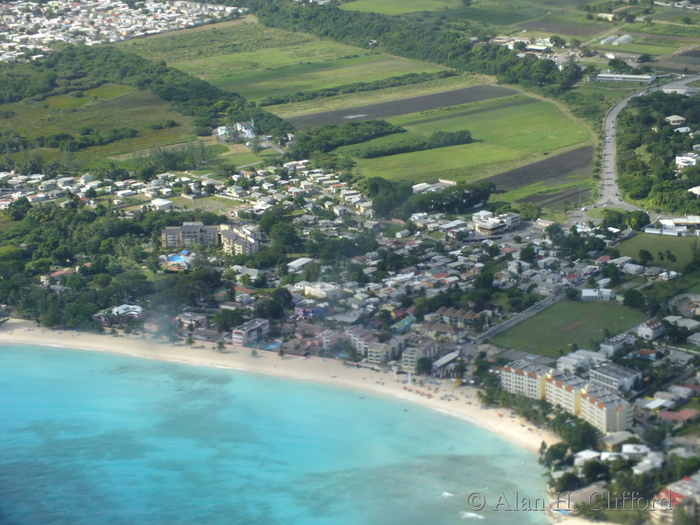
xmin=0 ymin=318 xmax=595 ymax=525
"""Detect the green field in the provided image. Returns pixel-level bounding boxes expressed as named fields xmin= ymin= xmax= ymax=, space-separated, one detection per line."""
xmin=391 ymin=96 xmax=589 ymax=153
xmin=1 ymin=90 xmax=196 ymax=163
xmin=616 ymin=233 xmax=699 ymax=272
xmin=340 ymin=0 xmax=461 ymax=15
xmin=491 ymin=301 xmax=647 ymax=358
xmin=349 ymin=95 xmax=590 ymax=183
xmin=355 ymin=142 xmax=534 ymax=183
xmin=117 ymin=19 xmax=447 ymax=102
xmin=268 ymin=74 xmax=492 ymax=118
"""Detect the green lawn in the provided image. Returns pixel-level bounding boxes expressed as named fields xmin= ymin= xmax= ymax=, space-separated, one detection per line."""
xmin=340 ymin=0 xmax=461 ymax=15
xmin=616 ymin=233 xmax=699 ymax=272
xmin=490 ymin=301 xmax=647 ymax=358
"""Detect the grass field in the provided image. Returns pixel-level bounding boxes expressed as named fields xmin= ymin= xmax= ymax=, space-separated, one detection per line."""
xmin=1 ymin=90 xmax=196 ymax=163
xmin=491 ymin=301 xmax=647 ymax=358
xmin=354 ymin=142 xmax=536 ymax=183
xmin=117 ymin=19 xmax=448 ymax=102
xmin=615 ymin=233 xmax=699 ymax=272
xmin=340 ymin=0 xmax=461 ymax=15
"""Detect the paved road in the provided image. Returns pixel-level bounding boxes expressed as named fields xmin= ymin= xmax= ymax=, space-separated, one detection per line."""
xmin=599 ymin=75 xmax=700 ymax=210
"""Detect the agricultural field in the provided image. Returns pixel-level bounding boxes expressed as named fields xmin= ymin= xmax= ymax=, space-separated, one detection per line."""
xmin=1 ymin=89 xmax=197 ymax=164
xmin=615 ymin=233 xmax=699 ymax=272
xmin=286 ymin=85 xmax=517 ymax=129
xmin=116 ymin=19 xmax=448 ymax=102
xmin=354 ymin=142 xmax=536 ymax=183
xmin=348 ymin=94 xmax=591 ymax=189
xmin=392 ymin=96 xmax=589 ymax=153
xmin=491 ymin=301 xmax=647 ymax=359
xmin=268 ymin=73 xmax=494 ymax=119
xmin=340 ymin=0 xmax=461 ymax=15
xmin=489 ymin=146 xmax=594 ymax=209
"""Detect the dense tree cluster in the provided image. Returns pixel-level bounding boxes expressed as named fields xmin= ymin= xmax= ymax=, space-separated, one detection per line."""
xmin=289 ymin=120 xmax=404 ymax=159
xmin=617 ymin=91 xmax=700 ymax=213
xmin=351 ymin=130 xmax=472 ymax=158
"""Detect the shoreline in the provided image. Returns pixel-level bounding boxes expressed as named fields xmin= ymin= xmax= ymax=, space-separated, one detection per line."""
xmin=0 ymin=318 xmax=595 ymax=525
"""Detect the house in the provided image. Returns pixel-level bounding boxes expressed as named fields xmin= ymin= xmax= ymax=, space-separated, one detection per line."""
xmin=638 ymin=318 xmax=666 ymax=340
xmin=235 ymin=121 xmax=255 ymax=138
xmin=666 ymin=115 xmax=687 ymax=127
xmin=676 ymin=153 xmax=699 ymax=168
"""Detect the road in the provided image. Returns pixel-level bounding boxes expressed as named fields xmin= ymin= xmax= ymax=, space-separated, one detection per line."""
xmin=567 ymin=75 xmax=700 ymax=228
xmin=599 ymin=75 xmax=700 ymax=210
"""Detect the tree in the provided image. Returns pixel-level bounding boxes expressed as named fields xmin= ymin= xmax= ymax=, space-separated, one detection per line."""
xmin=623 ymin=289 xmax=645 ymax=310
xmin=638 ymin=249 xmax=653 ymax=266
xmin=416 ymin=356 xmax=432 ymax=375
xmin=216 ymin=340 xmax=225 ymax=352
xmin=565 ymin=288 xmax=579 ymax=301
xmin=271 ymin=287 xmax=293 ymax=307
xmin=278 ymin=347 xmax=285 ymax=358
xmin=520 ymin=244 xmax=536 ymax=263
xmin=582 ymin=460 xmax=610 ymax=484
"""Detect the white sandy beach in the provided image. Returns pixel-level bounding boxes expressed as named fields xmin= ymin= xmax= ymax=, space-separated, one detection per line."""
xmin=0 ymin=318 xmax=595 ymax=525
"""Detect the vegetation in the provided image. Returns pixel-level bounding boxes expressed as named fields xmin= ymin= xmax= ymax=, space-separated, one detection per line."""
xmin=616 ymin=91 xmax=700 ymax=213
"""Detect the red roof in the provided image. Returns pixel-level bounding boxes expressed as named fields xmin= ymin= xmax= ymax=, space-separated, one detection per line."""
xmin=658 ymin=408 xmax=700 ymax=422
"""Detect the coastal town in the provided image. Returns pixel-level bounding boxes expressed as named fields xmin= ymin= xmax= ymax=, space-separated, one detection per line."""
xmin=7 ymin=0 xmax=700 ymax=522
xmin=4 ymin=150 xmax=700 ymax=521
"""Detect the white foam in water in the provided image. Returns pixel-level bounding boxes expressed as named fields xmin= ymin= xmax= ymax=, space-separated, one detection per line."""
xmin=441 ymin=491 xmax=454 ymax=498
xmin=459 ymin=511 xmax=485 ymax=520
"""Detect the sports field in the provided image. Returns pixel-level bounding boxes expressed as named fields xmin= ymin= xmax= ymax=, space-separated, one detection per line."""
xmin=491 ymin=301 xmax=647 ymax=358
xmin=616 ymin=233 xmax=698 ymax=272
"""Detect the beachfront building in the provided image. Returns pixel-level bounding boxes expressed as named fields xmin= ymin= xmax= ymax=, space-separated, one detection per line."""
xmin=366 ymin=337 xmax=407 ymax=364
xmin=231 ymin=318 xmax=269 ymax=346
xmin=589 ymin=362 xmax=641 ymax=394
xmin=345 ymin=325 xmax=378 ymax=356
xmin=93 ymin=304 xmax=145 ymax=326
xmin=579 ymin=386 xmax=634 ymax=433
xmin=545 ymin=372 xmax=587 ymax=415
xmin=500 ymin=360 xmax=551 ymax=400
xmin=401 ymin=341 xmax=439 ymax=372
xmin=162 ymin=222 xmax=220 ymax=248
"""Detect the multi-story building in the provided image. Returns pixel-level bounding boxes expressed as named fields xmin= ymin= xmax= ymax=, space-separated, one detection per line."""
xmin=589 ymin=362 xmax=641 ymax=394
xmin=579 ymin=386 xmax=634 ymax=433
xmin=367 ymin=337 xmax=407 ymax=364
xmin=557 ymin=350 xmax=606 ymax=374
xmin=401 ymin=341 xmax=439 ymax=372
xmin=500 ymin=360 xmax=551 ymax=400
xmin=345 ymin=326 xmax=378 ymax=356
xmin=220 ymin=225 xmax=260 ymax=256
xmin=162 ymin=222 xmax=220 ymax=248
xmin=545 ymin=372 xmax=587 ymax=415
xmin=231 ymin=319 xmax=269 ymax=346
xmin=637 ymin=319 xmax=666 ymax=340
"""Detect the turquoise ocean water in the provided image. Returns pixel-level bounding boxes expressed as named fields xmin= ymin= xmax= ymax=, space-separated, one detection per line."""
xmin=0 ymin=344 xmax=551 ymax=525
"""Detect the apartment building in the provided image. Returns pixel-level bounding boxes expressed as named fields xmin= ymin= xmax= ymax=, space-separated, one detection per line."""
xmin=231 ymin=319 xmax=269 ymax=346
xmin=500 ymin=360 xmax=551 ymax=400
